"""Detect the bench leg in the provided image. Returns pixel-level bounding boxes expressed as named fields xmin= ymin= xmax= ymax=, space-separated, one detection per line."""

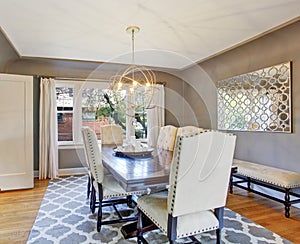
xmin=229 ymin=167 xmax=238 ymax=194
xmin=284 ymin=188 xmax=291 ymax=218
xmin=229 ymin=173 xmax=234 ymax=194
xmin=247 ymin=177 xmax=251 ymax=190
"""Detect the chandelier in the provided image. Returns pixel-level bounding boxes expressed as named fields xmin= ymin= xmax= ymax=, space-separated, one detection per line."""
xmin=110 ymin=26 xmax=156 ymax=110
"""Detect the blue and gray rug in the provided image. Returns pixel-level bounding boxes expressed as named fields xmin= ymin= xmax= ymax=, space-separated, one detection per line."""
xmin=27 ymin=176 xmax=292 ymax=244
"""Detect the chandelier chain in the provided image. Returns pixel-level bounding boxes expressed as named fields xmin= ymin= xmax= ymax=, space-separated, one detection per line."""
xmin=131 ymin=28 xmax=135 ymax=65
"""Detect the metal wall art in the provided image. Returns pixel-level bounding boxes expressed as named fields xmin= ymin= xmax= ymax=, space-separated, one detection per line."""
xmin=217 ymin=62 xmax=291 ymax=132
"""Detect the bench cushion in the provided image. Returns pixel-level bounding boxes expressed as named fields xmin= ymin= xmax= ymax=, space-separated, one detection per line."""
xmin=233 ymin=159 xmax=300 ymax=189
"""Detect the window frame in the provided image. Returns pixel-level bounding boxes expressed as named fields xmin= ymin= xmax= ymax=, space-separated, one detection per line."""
xmin=55 ymin=79 xmax=150 ymax=146
xmin=56 ymin=80 xmax=109 ymax=146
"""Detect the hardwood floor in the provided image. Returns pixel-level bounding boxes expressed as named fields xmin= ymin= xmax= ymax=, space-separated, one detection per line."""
xmin=0 ymin=179 xmax=49 ymax=244
xmin=0 ymin=179 xmax=300 ymax=243
xmin=227 ymin=188 xmax=300 ymax=243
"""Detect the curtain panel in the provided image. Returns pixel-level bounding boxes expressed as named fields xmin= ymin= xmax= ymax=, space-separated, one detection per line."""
xmin=147 ymin=84 xmax=165 ymax=147
xmin=39 ymin=77 xmax=58 ymax=179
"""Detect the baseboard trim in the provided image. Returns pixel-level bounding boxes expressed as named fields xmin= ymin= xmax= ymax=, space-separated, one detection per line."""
xmin=58 ymin=167 xmax=88 ymax=176
xmin=34 ymin=167 xmax=88 ymax=178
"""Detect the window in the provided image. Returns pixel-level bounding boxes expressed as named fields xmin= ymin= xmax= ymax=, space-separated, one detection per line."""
xmin=56 ymin=84 xmax=74 ymax=141
xmin=56 ymin=80 xmax=148 ymax=145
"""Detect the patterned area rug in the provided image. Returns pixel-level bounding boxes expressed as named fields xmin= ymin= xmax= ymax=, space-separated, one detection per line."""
xmin=27 ymin=176 xmax=292 ymax=244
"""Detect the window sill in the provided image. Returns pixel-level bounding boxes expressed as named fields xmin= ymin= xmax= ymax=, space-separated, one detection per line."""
xmin=58 ymin=143 xmax=84 ymax=150
xmin=57 ymin=139 xmax=147 ymax=150
xmin=57 ymin=140 xmax=102 ymax=150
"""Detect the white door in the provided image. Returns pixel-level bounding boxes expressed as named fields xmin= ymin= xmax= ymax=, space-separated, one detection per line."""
xmin=0 ymin=74 xmax=33 ymax=191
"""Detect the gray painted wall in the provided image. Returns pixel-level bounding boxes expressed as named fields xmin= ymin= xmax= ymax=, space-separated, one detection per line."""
xmin=0 ymin=29 xmax=18 ymax=71
xmin=183 ymin=20 xmax=300 ymax=173
xmin=33 ymin=76 xmax=40 ymax=170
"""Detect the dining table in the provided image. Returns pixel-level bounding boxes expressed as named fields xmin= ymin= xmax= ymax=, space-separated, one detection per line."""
xmin=102 ymin=145 xmax=173 ymax=192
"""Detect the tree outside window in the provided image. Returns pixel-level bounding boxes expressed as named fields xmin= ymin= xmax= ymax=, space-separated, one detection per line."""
xmin=56 ymin=81 xmax=148 ymax=144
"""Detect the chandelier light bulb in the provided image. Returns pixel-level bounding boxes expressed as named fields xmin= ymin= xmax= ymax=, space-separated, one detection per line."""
xmin=118 ymin=82 xmax=122 ymax=90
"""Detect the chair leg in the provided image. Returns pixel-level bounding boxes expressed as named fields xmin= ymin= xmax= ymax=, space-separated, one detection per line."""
xmin=167 ymin=214 xmax=177 ymax=243
xmin=215 ymin=207 xmax=224 ymax=244
xmin=90 ymin=187 xmax=96 ymax=213
xmin=97 ymin=201 xmax=103 ymax=232
xmin=137 ymin=209 xmax=149 ymax=244
xmin=216 ymin=228 xmax=221 ymax=244
xmin=137 ymin=209 xmax=143 ymax=243
xmin=97 ymin=183 xmax=104 ymax=232
xmin=127 ymin=195 xmax=135 ymax=208
xmin=87 ymin=175 xmax=91 ymax=199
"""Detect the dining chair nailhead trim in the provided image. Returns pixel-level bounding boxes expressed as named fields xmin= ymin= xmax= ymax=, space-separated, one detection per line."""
xmin=138 ymin=205 xmax=167 ymax=235
xmin=138 ymin=204 xmax=219 ymax=238
xmin=103 ymin=192 xmax=145 ymax=199
xmin=86 ymin=131 xmax=103 ymax=183
xmin=177 ymin=225 xmax=219 ymax=238
xmin=169 ymin=136 xmax=182 ymax=213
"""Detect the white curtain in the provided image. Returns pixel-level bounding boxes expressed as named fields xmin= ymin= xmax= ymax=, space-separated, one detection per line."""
xmin=147 ymin=84 xmax=165 ymax=147
xmin=39 ymin=77 xmax=58 ymax=179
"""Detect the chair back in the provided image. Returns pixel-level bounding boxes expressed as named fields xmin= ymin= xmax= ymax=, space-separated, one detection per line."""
xmin=168 ymin=131 xmax=236 ymax=217
xmin=81 ymin=127 xmax=104 ymax=183
xmin=156 ymin=125 xmax=178 ymax=151
xmin=81 ymin=126 xmax=90 ymax=168
xmin=176 ymin=126 xmax=204 ymax=137
xmin=101 ymin=125 xmax=123 ymax=145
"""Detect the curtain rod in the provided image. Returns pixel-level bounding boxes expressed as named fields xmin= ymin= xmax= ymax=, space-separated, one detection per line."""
xmin=39 ymin=76 xmax=165 ymax=85
xmin=54 ymin=77 xmax=109 ymax=82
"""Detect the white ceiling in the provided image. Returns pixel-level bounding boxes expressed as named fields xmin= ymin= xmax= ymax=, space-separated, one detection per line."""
xmin=0 ymin=0 xmax=299 ymax=69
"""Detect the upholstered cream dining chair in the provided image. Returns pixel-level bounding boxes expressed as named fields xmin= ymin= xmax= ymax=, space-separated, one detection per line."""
xmin=137 ymin=130 xmax=236 ymax=244
xmin=156 ymin=125 xmax=178 ymax=151
xmin=81 ymin=127 xmax=93 ymax=200
xmin=81 ymin=127 xmax=145 ymax=231
xmin=82 ymin=125 xmax=117 ymax=200
xmin=176 ymin=125 xmax=205 ymax=137
xmin=100 ymin=124 xmax=123 ymax=145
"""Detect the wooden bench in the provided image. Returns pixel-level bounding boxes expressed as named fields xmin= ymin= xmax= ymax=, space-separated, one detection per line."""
xmin=230 ymin=159 xmax=300 ymax=217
